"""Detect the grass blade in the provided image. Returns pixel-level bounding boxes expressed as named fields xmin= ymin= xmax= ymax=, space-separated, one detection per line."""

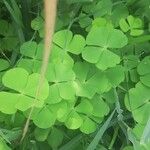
xmin=140 ymin=117 xmax=150 ymax=144
xmin=86 ymin=109 xmax=116 ymax=150
xmin=3 ymin=0 xmax=25 ymax=43
xmin=129 ymin=35 xmax=150 ymax=44
xmin=3 ymin=0 xmax=22 ymax=27
xmin=127 ymin=128 xmax=141 ymax=150
xmin=11 ymin=0 xmax=22 ymax=19
xmin=59 ymin=134 xmax=82 ymax=150
xmin=0 ymin=130 xmax=11 ymax=144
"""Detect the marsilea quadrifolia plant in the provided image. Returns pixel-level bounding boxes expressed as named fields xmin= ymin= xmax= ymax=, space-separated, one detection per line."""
xmin=0 ymin=0 xmax=150 ymax=149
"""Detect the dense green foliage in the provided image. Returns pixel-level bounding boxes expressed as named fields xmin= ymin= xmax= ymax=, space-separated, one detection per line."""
xmin=0 ymin=0 xmax=150 ymax=149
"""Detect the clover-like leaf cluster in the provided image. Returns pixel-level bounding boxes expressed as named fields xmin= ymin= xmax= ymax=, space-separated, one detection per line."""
xmin=0 ymin=68 xmax=49 ymax=114
xmin=1 ymin=0 xmax=150 ymax=149
xmin=0 ymin=24 xmax=127 ymax=134
xmin=119 ymin=15 xmax=144 ymax=36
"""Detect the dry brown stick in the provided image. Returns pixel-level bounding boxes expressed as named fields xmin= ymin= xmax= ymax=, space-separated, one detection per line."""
xmin=20 ymin=0 xmax=57 ymax=142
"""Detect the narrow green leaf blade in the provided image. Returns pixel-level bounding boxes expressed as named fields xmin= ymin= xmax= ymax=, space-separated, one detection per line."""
xmin=141 ymin=117 xmax=150 ymax=144
xmin=86 ymin=109 xmax=115 ymax=150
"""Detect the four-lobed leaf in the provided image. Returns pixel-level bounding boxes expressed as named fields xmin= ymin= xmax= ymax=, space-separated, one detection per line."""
xmin=18 ymin=41 xmax=74 ymax=73
xmin=46 ymin=62 xmax=76 ymax=103
xmin=137 ymin=56 xmax=150 ymax=87
xmin=119 ymin=15 xmax=144 ymax=36
xmin=53 ymin=30 xmax=86 ymax=55
xmin=0 ymin=68 xmax=49 ymax=114
xmin=125 ymin=82 xmax=150 ymax=124
xmin=0 ymin=19 xmax=18 ymax=50
xmin=82 ymin=27 xmax=128 ymax=70
xmin=64 ymin=95 xmax=110 ymax=134
xmin=73 ymin=62 xmax=125 ymax=98
xmin=32 ymin=105 xmax=56 ymax=128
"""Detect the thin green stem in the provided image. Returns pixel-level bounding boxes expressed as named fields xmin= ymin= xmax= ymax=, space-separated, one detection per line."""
xmin=1 ymin=50 xmax=11 ymax=63
xmin=108 ymin=127 xmax=119 ymax=149
xmin=114 ymin=88 xmax=123 ymax=121
xmin=114 ymin=88 xmax=130 ymax=144
xmin=129 ymin=35 xmax=150 ymax=45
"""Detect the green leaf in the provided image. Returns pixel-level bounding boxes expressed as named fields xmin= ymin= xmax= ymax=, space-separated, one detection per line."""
xmin=125 ymin=82 xmax=150 ymax=111
xmin=119 ymin=18 xmax=130 ymax=32
xmin=119 ymin=15 xmax=144 ymax=36
xmin=0 ymin=68 xmax=49 ymax=113
xmin=19 ymin=58 xmax=76 ymax=100
xmin=123 ymin=146 xmax=134 ymax=150
xmin=47 ymin=62 xmax=75 ymax=82
xmin=53 ymin=30 xmax=86 ymax=55
xmin=33 ymin=106 xmax=56 ymax=128
xmin=18 ymin=41 xmax=43 ymax=73
xmin=73 ymin=62 xmax=124 ymax=98
xmin=111 ymin=4 xmax=129 ymax=27
xmin=140 ymin=74 xmax=150 ymax=87
xmin=90 ymin=95 xmax=110 ymax=118
xmin=46 ymin=62 xmax=76 ymax=101
xmin=0 ymin=37 xmax=18 ymax=51
xmin=53 ymin=30 xmax=73 ymax=49
xmin=0 ymin=59 xmax=9 ymax=71
xmin=92 ymin=18 xmax=113 ymax=29
xmin=124 ymin=55 xmax=139 ymax=71
xmin=127 ymin=16 xmax=143 ymax=29
xmin=95 ymin=49 xmax=120 ymax=70
xmin=58 ymin=82 xmax=76 ymax=100
xmin=75 ymin=99 xmax=93 ymax=115
xmin=73 ymin=62 xmax=110 ymax=98
xmin=141 ymin=117 xmax=150 ymax=144
xmin=67 ymin=35 xmax=86 ymax=55
xmin=73 ymin=62 xmax=98 ymax=98
xmin=73 ymin=80 xmax=97 ymax=99
xmin=50 ymin=45 xmax=74 ymax=67
xmin=82 ymin=27 xmax=127 ymax=70
xmin=102 ymin=89 xmax=116 ymax=104
xmin=18 ymin=43 xmax=74 ymax=73
xmin=66 ymin=0 xmax=92 ymax=4
xmin=132 ymin=103 xmax=150 ymax=124
xmin=34 ymin=127 xmax=50 ymax=141
xmin=129 ymin=69 xmax=139 ymax=83
xmin=47 ymin=127 xmax=64 ymax=149
xmin=82 ymin=46 xmax=103 ymax=64
xmin=127 ymin=128 xmax=145 ymax=150
xmin=31 ymin=16 xmax=44 ymax=31
xmin=130 ymin=29 xmax=144 ymax=36
xmin=0 ymin=137 xmax=11 ymax=150
xmin=86 ymin=71 xmax=110 ymax=94
xmin=73 ymin=61 xmax=90 ymax=82
xmin=2 ymin=68 xmax=28 ymax=92
xmin=46 ymin=84 xmax=62 ymax=104
xmin=79 ymin=13 xmax=92 ymax=29
xmin=50 ymin=101 xmax=68 ymax=121
xmin=20 ymin=41 xmax=38 ymax=58
xmin=137 ymin=56 xmax=150 ymax=76
xmin=92 ymin=0 xmax=113 ymax=18
xmin=0 ymin=20 xmax=9 ymax=36
xmin=65 ymin=111 xmax=83 ymax=129
xmin=80 ymin=116 xmax=97 ymax=134
xmin=137 ymin=56 xmax=150 ymax=87
xmin=105 ymin=65 xmax=125 ymax=87
xmin=86 ymin=27 xmax=128 ymax=48
xmin=125 ymin=82 xmax=150 ymax=124
xmin=0 ymin=92 xmax=18 ymax=114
